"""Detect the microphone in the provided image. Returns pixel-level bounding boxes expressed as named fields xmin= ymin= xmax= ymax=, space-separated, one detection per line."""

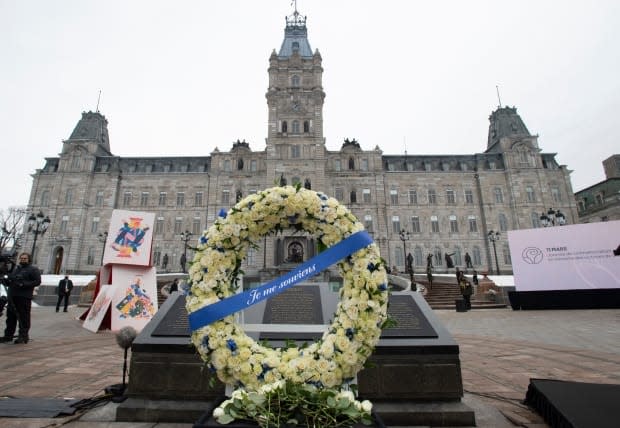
xmin=115 ymin=326 xmax=138 ymax=350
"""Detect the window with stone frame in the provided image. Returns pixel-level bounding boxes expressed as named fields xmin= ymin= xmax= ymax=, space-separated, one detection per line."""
xmin=428 ymin=189 xmax=437 ymax=205
xmin=499 ymin=213 xmax=508 ymax=232
xmin=361 ymin=159 xmax=368 ymax=171
xmin=176 ymin=192 xmax=185 ymax=207
xmin=222 ymin=190 xmax=230 ymax=204
xmin=174 ymin=217 xmax=183 ymax=234
xmin=153 ymin=248 xmax=161 ymax=266
xmin=40 ymin=190 xmax=50 ymax=207
xmin=95 ymin=190 xmax=104 ymax=207
xmin=473 ymin=246 xmax=482 ymax=265
xmin=431 ymin=215 xmax=439 ymax=233
xmin=246 ymin=247 xmax=255 ymax=265
xmin=250 ymin=160 xmax=257 ymax=172
xmin=334 ymin=159 xmax=341 ymax=171
xmin=362 ymin=189 xmax=371 ymax=203
xmin=291 ymin=145 xmax=301 ymax=158
xmin=551 ymin=187 xmax=562 ymax=203
xmin=446 ymin=189 xmax=456 ymax=204
xmin=350 ymin=190 xmax=357 ymax=203
xmin=192 ymin=217 xmax=201 ymax=235
xmin=87 ymin=247 xmax=95 ymax=265
xmin=390 ymin=189 xmax=398 ymax=204
xmin=292 ymin=121 xmax=300 ymax=134
xmin=291 ymin=75 xmax=300 ymax=87
xmin=303 ymin=121 xmax=310 ymax=133
xmin=392 ymin=216 xmax=401 ymax=234
xmin=449 ymin=215 xmax=458 ymax=232
xmin=468 ymin=215 xmax=477 ymax=232
xmin=364 ymin=214 xmax=373 ymax=232
xmin=91 ymin=217 xmax=100 ymax=234
xmin=122 ymin=191 xmax=131 ymax=207
xmin=65 ymin=188 xmax=74 ymax=206
xmin=411 ymin=216 xmax=420 ymax=233
xmin=60 ymin=215 xmax=69 ymax=233
xmin=414 ymin=247 xmax=423 ymax=267
xmin=195 ymin=192 xmax=203 ymax=207
xmin=494 ymin=187 xmax=504 ymax=203
xmin=526 ymin=186 xmax=536 ymax=203
xmin=408 ymin=189 xmax=418 ymax=205
xmin=140 ymin=192 xmax=149 ymax=207
xmin=159 ymin=192 xmax=167 ymax=206
xmin=464 ymin=189 xmax=474 ymax=204
xmin=223 ymin=160 xmax=231 ymax=172
xmin=531 ymin=212 xmax=541 ymax=228
xmin=155 ymin=217 xmax=164 ymax=234
xmin=335 ymin=187 xmax=344 ymax=201
xmin=503 ymin=244 xmax=512 ymax=265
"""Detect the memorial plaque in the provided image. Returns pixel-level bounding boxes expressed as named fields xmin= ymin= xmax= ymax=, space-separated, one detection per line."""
xmin=152 ymin=295 xmax=190 ymax=337
xmin=381 ymin=294 xmax=438 ymax=338
xmin=262 ymin=285 xmax=323 ymax=325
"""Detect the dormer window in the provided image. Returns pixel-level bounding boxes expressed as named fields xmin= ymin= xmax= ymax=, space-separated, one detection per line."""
xmin=291 ymin=74 xmax=300 ymax=87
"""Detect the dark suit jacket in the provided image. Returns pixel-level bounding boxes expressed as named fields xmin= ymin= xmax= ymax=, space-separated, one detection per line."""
xmin=58 ymin=278 xmax=74 ymax=295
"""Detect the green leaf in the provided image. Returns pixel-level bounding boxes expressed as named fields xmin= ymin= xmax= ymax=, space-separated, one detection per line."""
xmin=217 ymin=414 xmax=234 ymax=424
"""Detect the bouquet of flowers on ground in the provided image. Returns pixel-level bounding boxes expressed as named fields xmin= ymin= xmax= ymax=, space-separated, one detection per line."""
xmin=213 ymin=380 xmax=374 ymax=427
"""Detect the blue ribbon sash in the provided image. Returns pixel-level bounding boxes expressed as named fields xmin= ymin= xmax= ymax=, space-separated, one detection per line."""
xmin=188 ymin=230 xmax=373 ymax=331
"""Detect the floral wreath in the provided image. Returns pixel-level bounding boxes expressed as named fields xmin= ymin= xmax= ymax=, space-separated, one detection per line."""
xmin=186 ymin=185 xmax=388 ymax=390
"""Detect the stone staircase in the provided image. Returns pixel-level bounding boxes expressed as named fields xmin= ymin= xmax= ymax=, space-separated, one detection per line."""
xmin=415 ymin=275 xmax=507 ymax=310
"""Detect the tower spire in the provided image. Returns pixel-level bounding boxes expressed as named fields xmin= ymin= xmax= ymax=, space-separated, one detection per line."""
xmin=496 ymin=85 xmax=502 ymax=108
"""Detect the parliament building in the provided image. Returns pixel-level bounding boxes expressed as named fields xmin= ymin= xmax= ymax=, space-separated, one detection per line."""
xmin=25 ymin=10 xmax=577 ymax=276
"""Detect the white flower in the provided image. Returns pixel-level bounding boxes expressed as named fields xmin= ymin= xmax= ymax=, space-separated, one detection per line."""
xmin=361 ymin=400 xmax=373 ymax=413
xmin=212 ymin=407 xmax=225 ymax=418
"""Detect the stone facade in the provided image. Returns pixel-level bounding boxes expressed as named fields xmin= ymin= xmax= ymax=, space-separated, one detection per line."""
xmin=25 ymin=11 xmax=577 ymax=276
xmin=575 ymin=154 xmax=620 ymax=223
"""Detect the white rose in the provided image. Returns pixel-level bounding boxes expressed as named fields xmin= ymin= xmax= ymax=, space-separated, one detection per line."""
xmin=361 ymin=400 xmax=373 ymax=413
xmin=213 ymin=407 xmax=225 ymax=418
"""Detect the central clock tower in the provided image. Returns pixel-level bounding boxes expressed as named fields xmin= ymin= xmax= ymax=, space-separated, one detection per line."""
xmin=265 ymin=7 xmax=326 ymax=190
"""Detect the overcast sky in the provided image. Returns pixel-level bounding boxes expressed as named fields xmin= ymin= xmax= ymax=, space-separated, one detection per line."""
xmin=1 ymin=0 xmax=619 ymax=211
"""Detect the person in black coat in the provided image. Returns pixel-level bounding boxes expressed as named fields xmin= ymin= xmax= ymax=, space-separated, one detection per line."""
xmin=56 ymin=275 xmax=74 ymax=313
xmin=1 ymin=253 xmax=41 ymax=344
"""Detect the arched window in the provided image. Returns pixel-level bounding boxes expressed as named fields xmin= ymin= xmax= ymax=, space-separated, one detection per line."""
xmin=348 ymin=157 xmax=355 ymax=170
xmin=292 ymin=120 xmax=300 ymax=133
xmin=282 ymin=121 xmax=288 ymax=133
xmin=291 ymin=74 xmax=300 ymax=86
xmin=350 ymin=190 xmax=357 ymax=203
xmin=237 ymin=158 xmax=244 ymax=170
xmin=303 ymin=120 xmax=310 ymax=133
xmin=503 ymin=244 xmax=512 ymax=265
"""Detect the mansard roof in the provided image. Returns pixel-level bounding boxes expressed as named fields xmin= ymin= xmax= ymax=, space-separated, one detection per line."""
xmin=67 ymin=111 xmax=112 ymax=154
xmin=278 ymin=10 xmax=314 ymax=59
xmin=486 ymin=106 xmax=531 ymax=151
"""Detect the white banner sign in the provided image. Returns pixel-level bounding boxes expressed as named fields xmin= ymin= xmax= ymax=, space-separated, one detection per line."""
xmin=508 ymin=221 xmax=620 ymax=291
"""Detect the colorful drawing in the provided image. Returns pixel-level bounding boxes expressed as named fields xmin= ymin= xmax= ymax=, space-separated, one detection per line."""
xmin=83 ymin=284 xmax=114 ymax=333
xmin=115 ymin=277 xmax=156 ymax=319
xmin=103 ymin=210 xmax=155 ymax=266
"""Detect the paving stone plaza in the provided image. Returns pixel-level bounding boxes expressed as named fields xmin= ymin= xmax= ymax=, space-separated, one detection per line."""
xmin=1 ymin=304 xmax=618 ymax=427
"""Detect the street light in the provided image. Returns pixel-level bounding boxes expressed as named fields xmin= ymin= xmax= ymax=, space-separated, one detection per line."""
xmin=98 ymin=231 xmax=108 ymax=265
xmin=27 ymin=211 xmax=51 ymax=261
xmin=180 ymin=230 xmax=193 ymax=273
xmin=487 ymin=230 xmax=500 ymax=275
xmin=540 ymin=208 xmax=566 ymax=227
xmin=399 ymin=229 xmax=410 ymax=272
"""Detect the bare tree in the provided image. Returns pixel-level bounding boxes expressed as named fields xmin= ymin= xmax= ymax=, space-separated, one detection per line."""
xmin=0 ymin=207 xmax=27 ymax=257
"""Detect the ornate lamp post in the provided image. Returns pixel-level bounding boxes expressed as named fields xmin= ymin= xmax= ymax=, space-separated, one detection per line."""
xmin=487 ymin=230 xmax=500 ymax=275
xmin=98 ymin=231 xmax=108 ymax=265
xmin=27 ymin=211 xmax=51 ymax=262
xmin=398 ymin=229 xmax=410 ymax=272
xmin=180 ymin=230 xmax=193 ymax=273
xmin=540 ymin=208 xmax=566 ymax=227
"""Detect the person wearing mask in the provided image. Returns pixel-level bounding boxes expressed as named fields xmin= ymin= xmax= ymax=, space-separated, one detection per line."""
xmin=0 ymin=253 xmax=41 ymax=344
xmin=56 ymin=275 xmax=74 ymax=313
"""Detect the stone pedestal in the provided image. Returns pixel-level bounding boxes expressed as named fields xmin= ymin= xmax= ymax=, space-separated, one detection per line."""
xmin=116 ymin=292 xmax=474 ymax=426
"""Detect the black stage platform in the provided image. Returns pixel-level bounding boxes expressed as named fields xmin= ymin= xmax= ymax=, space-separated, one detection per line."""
xmin=525 ymin=378 xmax=620 ymax=428
xmin=509 ymin=288 xmax=620 ymax=310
